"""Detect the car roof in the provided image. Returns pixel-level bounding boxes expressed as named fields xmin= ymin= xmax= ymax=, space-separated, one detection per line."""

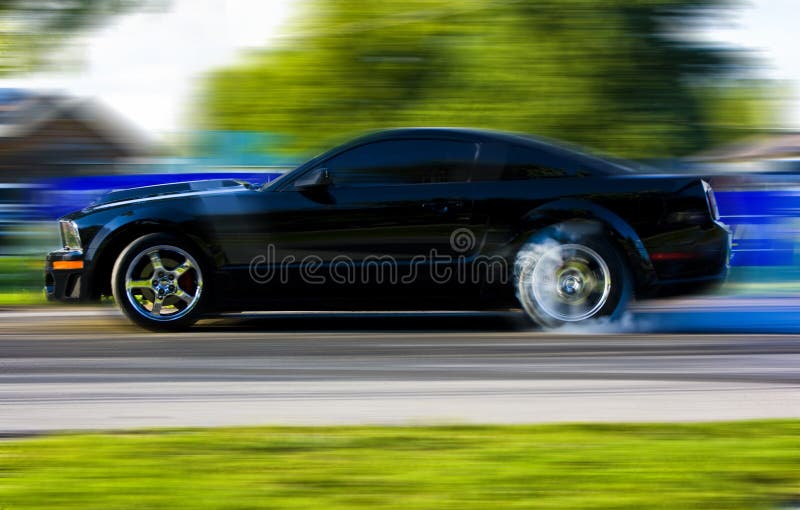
xmin=354 ymin=127 xmax=538 ymax=145
xmin=269 ymin=128 xmax=635 ymax=190
xmin=352 ymin=128 xmax=635 ymax=174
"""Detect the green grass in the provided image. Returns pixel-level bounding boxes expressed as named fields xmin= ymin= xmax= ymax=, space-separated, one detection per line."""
xmin=0 ymin=256 xmax=42 ymax=291
xmin=0 ymin=290 xmax=46 ymax=306
xmin=0 ymin=256 xmax=49 ymax=305
xmin=1 ymin=422 xmax=800 ymax=509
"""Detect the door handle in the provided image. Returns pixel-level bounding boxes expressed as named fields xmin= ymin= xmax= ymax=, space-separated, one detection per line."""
xmin=422 ymin=200 xmax=464 ymax=214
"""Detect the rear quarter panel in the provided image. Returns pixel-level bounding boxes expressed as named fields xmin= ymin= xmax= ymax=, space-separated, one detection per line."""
xmin=474 ymin=175 xmax=727 ymax=292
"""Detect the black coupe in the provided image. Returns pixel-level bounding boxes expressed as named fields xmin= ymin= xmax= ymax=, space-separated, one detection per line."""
xmin=46 ymin=128 xmax=730 ymax=329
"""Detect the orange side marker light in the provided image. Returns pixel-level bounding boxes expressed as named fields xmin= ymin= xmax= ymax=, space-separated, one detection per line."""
xmin=52 ymin=260 xmax=84 ymax=270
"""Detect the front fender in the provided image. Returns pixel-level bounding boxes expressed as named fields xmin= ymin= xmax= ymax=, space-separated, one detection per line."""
xmin=77 ymin=204 xmax=220 ymax=299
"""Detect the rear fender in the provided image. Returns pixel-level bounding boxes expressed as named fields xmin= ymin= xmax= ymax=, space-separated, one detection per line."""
xmin=518 ymin=199 xmax=657 ymax=291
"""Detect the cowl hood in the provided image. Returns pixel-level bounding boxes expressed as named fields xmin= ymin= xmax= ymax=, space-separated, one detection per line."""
xmin=86 ymin=179 xmax=251 ymax=211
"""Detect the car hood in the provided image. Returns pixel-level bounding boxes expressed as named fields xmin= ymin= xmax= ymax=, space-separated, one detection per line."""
xmin=85 ymin=179 xmax=252 ymax=211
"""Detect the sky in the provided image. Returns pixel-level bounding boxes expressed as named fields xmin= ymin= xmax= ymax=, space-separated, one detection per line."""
xmin=0 ymin=0 xmax=295 ymax=137
xmin=0 ymin=0 xmax=796 ymax=138
xmin=705 ymin=0 xmax=799 ymax=122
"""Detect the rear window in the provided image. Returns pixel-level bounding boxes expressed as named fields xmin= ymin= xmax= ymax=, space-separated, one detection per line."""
xmin=475 ymin=143 xmax=572 ymax=181
xmin=516 ymin=134 xmax=638 ymax=175
xmin=502 ymin=145 xmax=570 ymax=179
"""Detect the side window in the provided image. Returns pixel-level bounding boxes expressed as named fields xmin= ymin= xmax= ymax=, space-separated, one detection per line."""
xmin=475 ymin=143 xmax=572 ymax=181
xmin=323 ymin=139 xmax=476 ymax=186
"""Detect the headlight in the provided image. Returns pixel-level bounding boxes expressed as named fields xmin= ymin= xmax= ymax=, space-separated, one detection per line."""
xmin=59 ymin=220 xmax=82 ymax=250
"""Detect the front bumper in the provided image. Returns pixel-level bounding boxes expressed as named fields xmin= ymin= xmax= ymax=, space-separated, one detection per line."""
xmin=45 ymin=249 xmax=85 ymax=301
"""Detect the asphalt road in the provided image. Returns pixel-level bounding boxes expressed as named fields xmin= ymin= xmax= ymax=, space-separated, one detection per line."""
xmin=1 ymin=299 xmax=800 ymax=433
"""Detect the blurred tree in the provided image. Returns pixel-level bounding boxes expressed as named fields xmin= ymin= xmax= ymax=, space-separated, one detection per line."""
xmin=200 ymin=0 xmax=773 ymax=159
xmin=694 ymin=79 xmax=783 ymax=148
xmin=0 ymin=0 xmax=153 ymax=74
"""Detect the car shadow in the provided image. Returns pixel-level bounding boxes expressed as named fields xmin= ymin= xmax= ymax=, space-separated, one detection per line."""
xmin=193 ymin=311 xmax=534 ymax=333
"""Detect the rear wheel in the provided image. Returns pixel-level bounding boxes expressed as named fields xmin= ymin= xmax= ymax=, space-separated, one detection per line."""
xmin=111 ymin=233 xmax=208 ymax=330
xmin=515 ymin=228 xmax=631 ymax=328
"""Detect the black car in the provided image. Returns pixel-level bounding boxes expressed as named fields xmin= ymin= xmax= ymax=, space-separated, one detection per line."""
xmin=46 ymin=128 xmax=730 ymax=330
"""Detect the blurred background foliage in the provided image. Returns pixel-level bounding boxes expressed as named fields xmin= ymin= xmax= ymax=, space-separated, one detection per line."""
xmin=0 ymin=0 xmax=152 ymax=74
xmin=200 ymin=0 xmax=775 ymax=159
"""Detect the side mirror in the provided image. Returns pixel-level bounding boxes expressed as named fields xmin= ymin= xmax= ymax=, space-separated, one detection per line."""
xmin=294 ymin=167 xmax=332 ymax=191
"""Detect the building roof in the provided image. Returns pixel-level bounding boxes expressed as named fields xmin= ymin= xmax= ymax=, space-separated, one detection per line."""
xmin=0 ymin=88 xmax=155 ymax=157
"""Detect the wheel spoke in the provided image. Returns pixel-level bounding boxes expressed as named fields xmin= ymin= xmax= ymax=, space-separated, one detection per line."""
xmin=173 ymin=289 xmax=193 ymax=303
xmin=173 ymin=259 xmax=193 ymax=276
xmin=151 ymin=296 xmax=164 ymax=315
xmin=148 ymin=251 xmax=164 ymax=273
xmin=126 ymin=279 xmax=152 ymax=291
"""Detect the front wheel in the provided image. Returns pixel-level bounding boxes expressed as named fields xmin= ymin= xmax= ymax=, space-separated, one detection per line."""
xmin=515 ymin=233 xmax=631 ymax=328
xmin=111 ymin=233 xmax=208 ymax=331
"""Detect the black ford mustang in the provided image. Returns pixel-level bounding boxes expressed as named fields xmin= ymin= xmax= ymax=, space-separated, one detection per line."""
xmin=46 ymin=128 xmax=730 ymax=330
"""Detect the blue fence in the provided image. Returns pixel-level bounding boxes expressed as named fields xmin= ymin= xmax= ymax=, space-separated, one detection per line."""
xmin=715 ymin=189 xmax=800 ymax=266
xmin=12 ymin=171 xmax=800 ymax=268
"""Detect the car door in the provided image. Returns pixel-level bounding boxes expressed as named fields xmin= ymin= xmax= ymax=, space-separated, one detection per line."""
xmin=216 ymin=137 xmax=485 ymax=307
xmin=320 ymin=137 xmax=487 ymax=302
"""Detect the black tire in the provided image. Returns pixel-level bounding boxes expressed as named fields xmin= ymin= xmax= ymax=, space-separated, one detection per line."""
xmin=111 ymin=233 xmax=210 ymax=331
xmin=514 ymin=223 xmax=632 ymax=328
